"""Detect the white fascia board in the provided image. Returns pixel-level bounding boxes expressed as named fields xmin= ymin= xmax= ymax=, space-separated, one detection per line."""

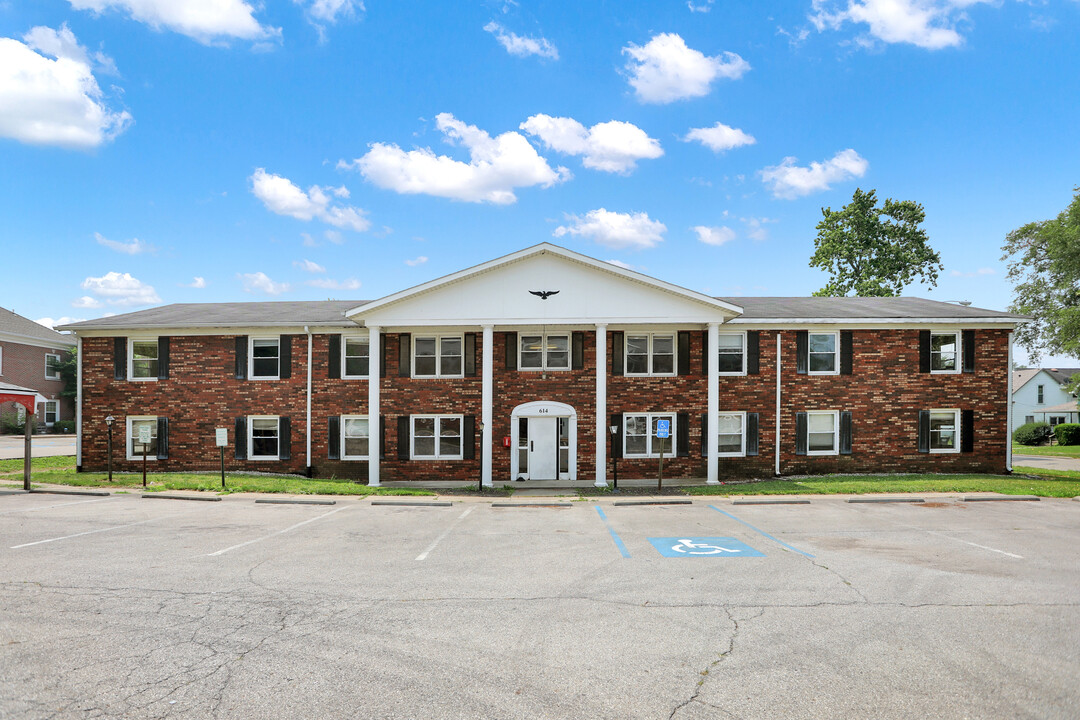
xmin=0 ymin=330 xmax=77 ymax=349
xmin=725 ymin=318 xmax=1022 ymax=328
xmin=65 ymin=324 xmax=362 ymax=338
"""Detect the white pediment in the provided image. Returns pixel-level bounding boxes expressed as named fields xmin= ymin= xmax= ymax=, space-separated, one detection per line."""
xmin=348 ymin=244 xmax=742 ymax=327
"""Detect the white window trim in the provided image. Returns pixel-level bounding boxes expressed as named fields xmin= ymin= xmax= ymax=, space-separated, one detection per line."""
xmin=930 ymin=331 xmax=961 ymax=375
xmin=341 ymin=415 xmax=370 ymax=460
xmin=624 ymin=332 xmax=677 ymax=377
xmin=127 ymin=338 xmax=159 ymax=382
xmin=45 ymin=352 xmax=62 ymax=380
xmin=341 ymin=335 xmax=371 ymax=380
xmin=807 ymin=332 xmax=839 ymax=376
xmin=717 ymin=411 xmax=747 ymax=457
xmin=412 ymin=334 xmax=464 ymax=379
xmin=716 ymin=331 xmax=747 ymax=376
xmin=411 ymin=414 xmax=464 ymax=460
xmin=929 ymin=408 xmax=961 ymax=454
xmin=44 ymin=400 xmax=59 ymax=426
xmin=249 ymin=337 xmax=280 ymax=381
xmin=806 ymin=410 xmax=840 ymax=456
xmin=622 ymin=412 xmax=676 ymax=458
xmin=518 ymin=333 xmax=571 ymax=372
xmin=248 ymin=415 xmax=281 ymax=460
xmin=126 ymin=415 xmax=158 ymax=461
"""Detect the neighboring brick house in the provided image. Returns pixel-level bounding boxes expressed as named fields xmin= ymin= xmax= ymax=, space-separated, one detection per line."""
xmin=1011 ymin=367 xmax=1080 ymax=431
xmin=0 ymin=307 xmax=76 ymax=431
xmin=60 ymin=244 xmax=1024 ymax=485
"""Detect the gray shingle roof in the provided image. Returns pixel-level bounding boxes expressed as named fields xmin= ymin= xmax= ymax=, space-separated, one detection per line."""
xmin=0 ymin=307 xmax=76 ymax=346
xmin=57 ymin=301 xmax=369 ymax=331
xmin=717 ymin=296 xmax=1023 ymax=320
xmin=1043 ymin=368 xmax=1080 ymax=386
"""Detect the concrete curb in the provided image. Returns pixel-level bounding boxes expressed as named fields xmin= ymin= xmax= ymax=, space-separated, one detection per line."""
xmin=847 ymin=497 xmax=924 ymax=503
xmin=142 ymin=493 xmax=222 ymax=502
xmin=0 ymin=489 xmax=29 ymax=495
xmin=491 ymin=502 xmax=573 ymax=508
xmin=963 ymin=495 xmax=1040 ymax=502
xmin=371 ymin=500 xmax=453 ymax=507
xmin=30 ymin=489 xmax=110 ymax=497
xmin=255 ymin=498 xmax=336 ymax=506
xmin=612 ymin=500 xmax=693 ymax=506
xmin=733 ymin=499 xmax=812 ymax=505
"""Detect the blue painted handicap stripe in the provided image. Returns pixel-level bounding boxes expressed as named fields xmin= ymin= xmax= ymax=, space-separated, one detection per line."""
xmin=648 ymin=537 xmax=764 ymax=558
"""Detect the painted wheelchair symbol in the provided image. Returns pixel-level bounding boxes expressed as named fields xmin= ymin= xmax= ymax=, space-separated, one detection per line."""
xmin=670 ymin=538 xmax=741 ymax=555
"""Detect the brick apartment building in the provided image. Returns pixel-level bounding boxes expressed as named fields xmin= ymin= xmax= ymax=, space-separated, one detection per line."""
xmin=0 ymin=307 xmax=76 ymax=431
xmin=60 ymin=244 xmax=1023 ymax=485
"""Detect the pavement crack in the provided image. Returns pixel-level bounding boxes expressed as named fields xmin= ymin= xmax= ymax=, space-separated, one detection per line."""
xmin=669 ymin=606 xmax=761 ymax=720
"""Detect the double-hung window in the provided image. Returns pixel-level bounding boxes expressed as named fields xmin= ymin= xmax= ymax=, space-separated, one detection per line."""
xmin=808 ymin=333 xmax=838 ymax=374
xmin=45 ymin=353 xmax=61 ymax=380
xmin=251 ymin=338 xmax=280 ymax=379
xmin=1036 ymin=385 xmax=1044 ymax=404
xmin=44 ymin=400 xmax=59 ymax=425
xmin=717 ymin=333 xmax=745 ymax=374
xmin=414 ymin=336 xmax=463 ymax=378
xmin=623 ymin=413 xmax=675 ymax=457
xmin=928 ymin=409 xmax=960 ymax=453
xmin=717 ymin=412 xmax=746 ymax=456
xmin=806 ymin=411 xmax=839 ymax=455
xmin=343 ymin=337 xmax=370 ymax=378
xmin=341 ymin=416 xmax=370 ymax=459
xmin=626 ymin=334 xmax=675 ymax=376
xmin=130 ymin=340 xmax=159 ymax=380
xmin=127 ymin=416 xmax=158 ymax=459
xmin=249 ymin=417 xmax=280 ymax=459
xmin=520 ymin=334 xmax=569 ymax=371
xmin=411 ymin=415 xmax=462 ymax=459
xmin=930 ymin=332 xmax=959 ymax=373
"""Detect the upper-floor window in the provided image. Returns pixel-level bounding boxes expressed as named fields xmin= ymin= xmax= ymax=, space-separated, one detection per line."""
xmin=343 ymin=337 xmax=370 ymax=378
xmin=249 ymin=416 xmax=280 ymax=459
xmin=626 ymin=334 xmax=675 ymax=376
xmin=717 ymin=333 xmax=745 ymax=375
xmin=1037 ymin=384 xmax=1044 ymax=404
xmin=806 ymin=410 xmax=839 ymax=455
xmin=45 ymin=353 xmax=61 ymax=380
xmin=130 ymin=340 xmax=159 ymax=380
xmin=520 ymin=334 xmax=569 ymax=371
xmin=251 ymin=338 xmax=280 ymax=379
xmin=341 ymin=416 xmax=370 ymax=459
xmin=623 ymin=412 xmax=675 ymax=457
xmin=414 ymin=335 xmax=462 ymax=378
xmin=127 ymin=416 xmax=158 ymax=460
xmin=930 ymin=332 xmax=959 ymax=373
xmin=808 ymin=333 xmax=838 ymax=375
xmin=411 ymin=415 xmax=462 ymax=459
xmin=928 ymin=409 xmax=960 ymax=453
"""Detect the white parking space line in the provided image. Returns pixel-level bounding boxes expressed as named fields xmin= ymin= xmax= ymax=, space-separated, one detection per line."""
xmin=11 ymin=514 xmax=180 ymax=549
xmin=0 ymin=498 xmax=112 ymax=516
xmin=922 ymin=529 xmax=1023 ymax=559
xmin=204 ymin=506 xmax=351 ymax=557
xmin=416 ymin=507 xmax=473 ymax=561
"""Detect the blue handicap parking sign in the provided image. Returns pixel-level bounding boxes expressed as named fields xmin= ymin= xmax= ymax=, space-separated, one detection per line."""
xmin=648 ymin=537 xmax=764 ymax=558
xmin=656 ymin=419 xmax=670 ymax=438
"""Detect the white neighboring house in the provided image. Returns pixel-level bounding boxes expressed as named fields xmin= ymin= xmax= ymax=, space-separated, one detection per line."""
xmin=1012 ymin=367 xmax=1080 ymax=431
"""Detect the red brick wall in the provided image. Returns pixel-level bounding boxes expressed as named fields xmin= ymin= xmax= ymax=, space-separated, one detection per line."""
xmin=0 ymin=340 xmax=73 ymax=428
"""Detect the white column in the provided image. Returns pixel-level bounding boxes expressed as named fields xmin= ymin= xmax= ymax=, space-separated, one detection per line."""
xmin=706 ymin=323 xmax=720 ymax=484
xmin=595 ymin=324 xmax=608 ymax=487
xmin=775 ymin=332 xmax=782 ymax=476
xmin=481 ymin=325 xmax=494 ymax=488
xmin=76 ymin=335 xmax=83 ymax=469
xmin=1006 ymin=331 xmax=1014 ymax=472
xmin=367 ymin=325 xmax=381 ymax=487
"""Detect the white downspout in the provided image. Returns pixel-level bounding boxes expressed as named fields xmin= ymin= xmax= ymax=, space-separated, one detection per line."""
xmin=305 ymin=326 xmax=312 ymax=476
xmin=1006 ymin=331 xmax=1013 ymax=472
xmin=775 ymin=331 xmax=782 ymax=476
xmin=76 ymin=335 xmax=83 ymax=470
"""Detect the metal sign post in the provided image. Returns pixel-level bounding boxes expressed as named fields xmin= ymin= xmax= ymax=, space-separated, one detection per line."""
xmin=656 ymin=419 xmax=670 ymax=492
xmin=215 ymin=428 xmax=228 ymax=489
xmin=24 ymin=410 xmax=32 ymax=492
xmin=139 ymin=425 xmax=151 ymax=488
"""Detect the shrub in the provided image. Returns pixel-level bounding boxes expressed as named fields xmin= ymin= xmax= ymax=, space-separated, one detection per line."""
xmin=0 ymin=410 xmax=25 ymax=435
xmin=53 ymin=420 xmax=76 ymax=433
xmin=1054 ymin=423 xmax=1080 ymax=446
xmin=1014 ymin=422 xmax=1052 ymax=446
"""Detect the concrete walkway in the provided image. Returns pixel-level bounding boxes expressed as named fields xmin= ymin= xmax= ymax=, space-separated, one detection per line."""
xmin=0 ymin=435 xmax=76 ymax=460
xmin=1013 ymin=454 xmax=1080 ymax=472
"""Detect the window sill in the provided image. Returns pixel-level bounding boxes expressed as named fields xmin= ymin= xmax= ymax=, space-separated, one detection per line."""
xmin=806 ymin=450 xmax=839 ymax=456
xmin=929 ymin=448 xmax=960 ymax=454
xmin=249 ymin=376 xmax=280 ymax=381
xmin=248 ymin=456 xmax=280 ymax=461
xmin=411 ymin=456 xmax=464 ymax=461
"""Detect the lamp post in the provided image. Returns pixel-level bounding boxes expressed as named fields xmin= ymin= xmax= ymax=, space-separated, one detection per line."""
xmin=609 ymin=425 xmax=619 ymax=493
xmin=477 ymin=420 xmax=485 ymax=492
xmin=105 ymin=415 xmax=114 ymax=482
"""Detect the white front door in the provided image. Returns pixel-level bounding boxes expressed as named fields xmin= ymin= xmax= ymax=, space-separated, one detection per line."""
xmin=528 ymin=417 xmax=558 ymax=480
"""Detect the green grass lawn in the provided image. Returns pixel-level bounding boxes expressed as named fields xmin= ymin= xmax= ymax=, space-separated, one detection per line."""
xmin=1012 ymin=444 xmax=1080 ymax=457
xmin=686 ymin=472 xmax=1080 ymax=498
xmin=0 ymin=455 xmax=76 ymax=473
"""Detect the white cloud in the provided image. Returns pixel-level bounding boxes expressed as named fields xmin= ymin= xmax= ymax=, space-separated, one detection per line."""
xmin=308 ymin=277 xmax=361 ymax=290
xmin=760 ymin=149 xmax=868 ymax=199
xmin=239 ymin=271 xmax=290 ymax=295
xmin=683 ymin=122 xmax=756 ymax=153
xmin=520 ymin=114 xmax=663 ymax=174
xmin=301 ymin=232 xmax=317 ymax=247
xmin=0 ymin=27 xmax=132 ymax=149
xmin=324 ymin=229 xmax=343 ymax=244
xmin=81 ymin=271 xmax=161 ymax=306
xmin=810 ymin=0 xmax=977 ymax=50
xmin=186 ymin=277 xmax=206 ymax=288
xmin=741 ymin=216 xmax=777 ymax=242
xmin=294 ymin=258 xmax=326 ymax=273
xmin=693 ymin=225 xmax=736 ymax=246
xmin=553 ymin=209 xmax=666 ymax=250
xmin=250 ymin=168 xmax=370 ymax=232
xmin=405 ymin=256 xmax=428 ymax=267
xmin=483 ymin=21 xmax=558 ymax=59
xmin=951 ymin=267 xmax=995 ymax=277
xmin=345 ymin=113 xmax=570 ymax=205
xmin=36 ymin=316 xmax=85 ymax=329
xmin=95 ymin=231 xmax=153 ymax=254
xmin=688 ymin=0 xmax=715 ymax=12
xmin=299 ymin=0 xmax=362 ymax=24
xmin=622 ymin=33 xmax=750 ymax=104
xmin=68 ymin=0 xmax=280 ymax=45
xmin=605 ymin=259 xmax=634 ymax=270
xmin=73 ymin=295 xmax=103 ymax=308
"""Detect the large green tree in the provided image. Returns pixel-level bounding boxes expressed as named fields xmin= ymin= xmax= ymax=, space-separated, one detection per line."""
xmin=809 ymin=188 xmax=943 ymax=297
xmin=1002 ymin=188 xmax=1080 ymax=391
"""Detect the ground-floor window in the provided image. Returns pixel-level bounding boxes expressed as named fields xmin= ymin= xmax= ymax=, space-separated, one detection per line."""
xmin=412 ymin=415 xmax=462 ymax=459
xmin=249 ymin=417 xmax=280 ymax=460
xmin=44 ymin=400 xmax=59 ymax=425
xmin=127 ymin=416 xmax=158 ymax=460
xmin=1049 ymin=415 xmax=1066 ymax=427
xmin=806 ymin=411 xmax=838 ymax=455
xmin=717 ymin=412 xmax=746 ymax=456
xmin=929 ymin=409 xmax=960 ymax=453
xmin=624 ymin=412 xmax=675 ymax=458
xmin=341 ymin=416 xmax=369 ymax=459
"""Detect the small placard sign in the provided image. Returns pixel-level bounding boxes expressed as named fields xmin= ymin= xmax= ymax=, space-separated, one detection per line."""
xmin=138 ymin=425 xmax=152 ymax=445
xmin=215 ymin=428 xmax=229 ymax=447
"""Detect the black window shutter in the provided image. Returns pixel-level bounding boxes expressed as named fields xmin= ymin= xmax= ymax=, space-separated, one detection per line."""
xmin=505 ymin=332 xmax=517 ymax=370
xmin=839 ymin=411 xmax=852 ymax=455
xmin=279 ymin=417 xmax=291 ymax=460
xmin=676 ymin=413 xmax=689 ymax=457
xmin=963 ymin=330 xmax=975 ymax=373
xmin=961 ymin=409 xmax=974 ymax=453
xmin=328 ymin=335 xmax=341 ymax=379
xmin=795 ymin=412 xmax=808 ymax=455
xmin=796 ymin=331 xmax=808 ymax=375
xmin=572 ymin=331 xmax=585 ymax=370
xmin=235 ymin=417 xmax=247 ymax=460
xmin=465 ymin=333 xmax=477 ymax=377
xmin=917 ymin=410 xmax=930 ymax=453
xmin=677 ymin=331 xmax=691 ymax=376
xmin=380 ymin=415 xmax=386 ymax=460
xmin=612 ymin=332 xmax=624 ymax=375
xmin=398 ymin=333 xmax=411 ymax=377
xmin=397 ymin=416 xmax=410 ymax=460
xmin=235 ymin=336 xmax=248 ymax=380
xmin=463 ymin=415 xmax=476 ymax=460
xmin=747 ymin=413 xmax=759 ymax=456
xmin=747 ymin=331 xmax=760 ymax=375
xmin=328 ymin=416 xmax=340 ymax=459
xmin=701 ymin=331 xmax=708 ymax=375
xmin=156 ymin=417 xmax=169 ymax=459
xmin=700 ymin=413 xmax=708 ymax=457
xmin=279 ymin=335 xmax=292 ymax=379
xmin=919 ymin=331 xmax=931 ymax=373
xmin=840 ymin=331 xmax=853 ymax=376
xmin=610 ymin=414 xmax=623 ymax=458
xmin=114 ymin=337 xmax=127 ymax=380
xmin=157 ymin=337 xmax=170 ymax=379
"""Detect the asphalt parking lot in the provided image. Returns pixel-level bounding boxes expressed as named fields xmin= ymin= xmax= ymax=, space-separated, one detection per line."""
xmin=2 ymin=493 xmax=1078 ymax=719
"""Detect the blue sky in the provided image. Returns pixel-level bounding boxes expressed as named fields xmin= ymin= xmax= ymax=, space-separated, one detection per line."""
xmin=1 ymin=0 xmax=1077 ymax=365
